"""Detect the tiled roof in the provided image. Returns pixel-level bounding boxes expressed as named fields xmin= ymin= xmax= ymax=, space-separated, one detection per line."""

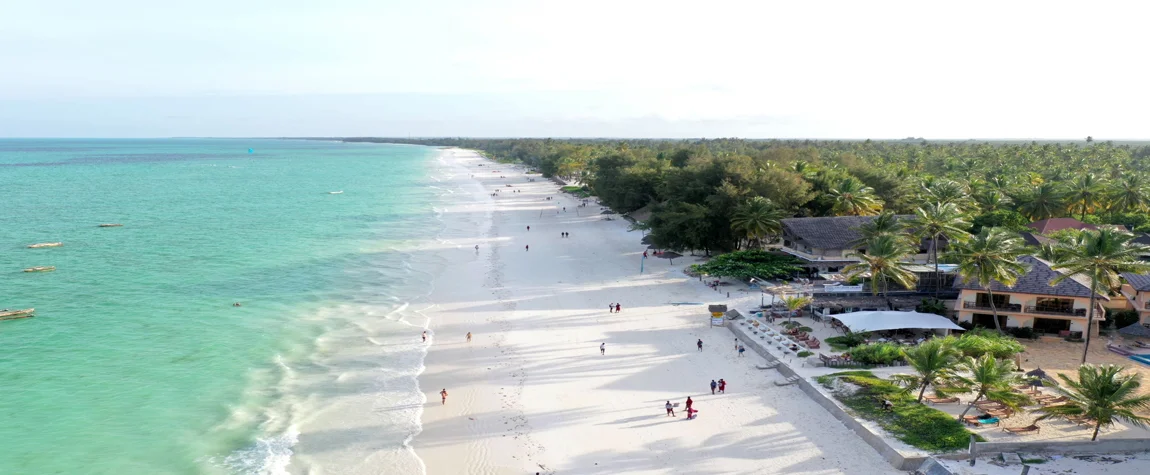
xmin=954 ymin=255 xmax=1107 ymax=300
xmin=1027 ymin=218 xmax=1097 ymax=234
xmin=1122 ymin=272 xmax=1150 ymax=292
xmin=781 ymin=215 xmax=913 ymax=251
xmin=1118 ymin=322 xmax=1150 ymax=338
xmin=1019 ymin=232 xmax=1054 ymax=247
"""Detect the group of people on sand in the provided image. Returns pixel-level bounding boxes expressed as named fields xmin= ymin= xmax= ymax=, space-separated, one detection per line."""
xmin=665 ymin=396 xmax=699 ymax=420
xmin=608 ymin=303 xmax=622 ymax=313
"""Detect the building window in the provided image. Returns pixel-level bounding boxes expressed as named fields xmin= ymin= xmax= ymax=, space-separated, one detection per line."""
xmin=1034 ymin=298 xmax=1074 ymax=314
xmin=976 ymin=293 xmax=1009 ymax=308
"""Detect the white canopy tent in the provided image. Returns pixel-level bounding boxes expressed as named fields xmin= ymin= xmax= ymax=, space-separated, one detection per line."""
xmin=832 ymin=310 xmax=964 ymax=333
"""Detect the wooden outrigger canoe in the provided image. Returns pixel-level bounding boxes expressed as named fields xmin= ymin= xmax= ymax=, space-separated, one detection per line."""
xmin=0 ymin=308 xmax=34 ymax=321
xmin=23 ymin=266 xmax=56 ymax=272
xmin=27 ymin=242 xmax=63 ymax=248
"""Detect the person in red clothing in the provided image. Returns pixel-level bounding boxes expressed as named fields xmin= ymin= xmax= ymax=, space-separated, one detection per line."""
xmin=685 ymin=396 xmax=693 ymax=411
xmin=718 ymin=379 xmax=727 ymax=394
xmin=615 ymin=303 xmax=621 ymax=312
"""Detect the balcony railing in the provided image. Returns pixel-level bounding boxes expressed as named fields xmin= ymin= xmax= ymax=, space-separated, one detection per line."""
xmin=962 ymin=301 xmax=1089 ymax=317
xmin=1024 ymin=306 xmax=1087 ymax=317
xmin=962 ymin=301 xmax=1022 ymax=312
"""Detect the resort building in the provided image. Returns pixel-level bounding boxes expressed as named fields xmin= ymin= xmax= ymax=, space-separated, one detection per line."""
xmin=777 ymin=215 xmax=931 ymax=277
xmin=1120 ymin=273 xmax=1150 ymax=327
xmin=1025 ymin=217 xmax=1097 ymax=234
xmin=953 ymin=255 xmax=1107 ymax=336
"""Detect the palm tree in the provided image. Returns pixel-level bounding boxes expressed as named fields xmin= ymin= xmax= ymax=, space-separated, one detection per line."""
xmin=1065 ymin=173 xmax=1108 ymax=221
xmin=954 ymin=354 xmax=1028 ymax=422
xmin=1050 ymin=228 xmax=1150 ymax=364
xmin=828 ymin=177 xmax=883 ymax=216
xmin=1016 ymin=182 xmax=1064 ymax=221
xmin=919 ymin=178 xmax=973 ymax=208
xmin=1109 ymin=174 xmax=1150 ymax=213
xmin=1036 ymin=365 xmax=1150 ymax=441
xmin=781 ymin=295 xmax=813 ymax=322
xmin=908 ymin=202 xmax=972 ymax=295
xmin=949 ymin=228 xmax=1030 ymax=333
xmin=852 ymin=211 xmax=905 ymax=243
xmin=892 ymin=338 xmax=962 ymax=403
xmin=972 ymin=188 xmax=1011 ymax=213
xmin=730 ymin=197 xmax=785 ymax=249
xmin=843 ymin=235 xmax=918 ymax=297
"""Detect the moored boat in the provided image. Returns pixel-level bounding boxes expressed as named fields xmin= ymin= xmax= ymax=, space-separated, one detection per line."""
xmin=98 ymin=223 xmax=123 ymax=227
xmin=27 ymin=242 xmax=63 ymax=248
xmin=23 ymin=266 xmax=56 ymax=272
xmin=0 ymin=308 xmax=34 ymax=321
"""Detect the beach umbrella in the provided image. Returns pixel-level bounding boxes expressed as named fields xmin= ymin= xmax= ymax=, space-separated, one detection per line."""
xmin=1025 ymin=368 xmax=1049 ymax=379
xmin=655 ymin=251 xmax=683 ymax=265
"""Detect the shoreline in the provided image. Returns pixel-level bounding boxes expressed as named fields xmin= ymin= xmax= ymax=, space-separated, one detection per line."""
xmin=412 ymin=149 xmax=898 ymax=474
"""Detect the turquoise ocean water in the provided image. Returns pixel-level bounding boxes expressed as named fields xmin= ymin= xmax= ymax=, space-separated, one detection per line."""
xmin=0 ymin=139 xmax=442 ymax=474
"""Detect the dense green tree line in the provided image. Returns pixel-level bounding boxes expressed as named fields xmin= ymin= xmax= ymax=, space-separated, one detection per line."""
xmin=345 ymin=137 xmax=1150 ymax=252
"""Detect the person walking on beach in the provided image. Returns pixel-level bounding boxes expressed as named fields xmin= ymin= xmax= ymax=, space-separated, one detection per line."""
xmin=738 ymin=345 xmax=746 ymax=357
xmin=697 ymin=339 xmax=704 ymax=351
xmin=525 ymin=244 xmax=529 ymax=251
xmin=466 ymin=332 xmax=472 ymax=342
xmin=609 ymin=303 xmax=614 ymax=313
xmin=734 ymin=338 xmax=739 ymax=350
xmin=710 ymin=380 xmax=717 ymax=395
xmin=527 ymin=226 xmax=530 ymax=231
xmin=600 ymin=343 xmax=605 ymax=355
xmin=718 ymin=379 xmax=727 ymax=394
xmin=685 ymin=396 xmax=693 ymax=411
xmin=665 ymin=401 xmax=676 ymax=417
xmin=615 ymin=303 xmax=621 ymax=312
xmin=422 ymin=331 xmax=427 ymax=343
xmin=440 ymin=389 xmax=448 ymax=404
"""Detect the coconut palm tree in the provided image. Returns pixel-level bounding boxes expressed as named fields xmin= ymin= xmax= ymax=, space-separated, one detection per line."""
xmin=892 ymin=337 xmax=963 ymax=403
xmin=1016 ymin=182 xmax=1065 ymax=221
xmin=908 ymin=202 xmax=972 ymax=295
xmin=972 ymin=188 xmax=1012 ymax=213
xmin=1036 ymin=365 xmax=1150 ymax=441
xmin=843 ymin=235 xmax=917 ymax=297
xmin=1050 ymin=228 xmax=1150 ymax=364
xmin=828 ymin=177 xmax=883 ymax=216
xmin=852 ymin=211 xmax=905 ymax=244
xmin=1065 ymin=173 xmax=1108 ymax=221
xmin=1109 ymin=174 xmax=1150 ymax=213
xmin=948 ymin=228 xmax=1030 ymax=333
xmin=954 ymin=354 xmax=1028 ymax=422
xmin=730 ymin=197 xmax=786 ymax=249
xmin=919 ymin=178 xmax=974 ymax=209
xmin=781 ymin=295 xmax=813 ymax=321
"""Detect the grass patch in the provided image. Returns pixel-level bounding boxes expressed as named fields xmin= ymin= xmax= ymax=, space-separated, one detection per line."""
xmin=819 ymin=371 xmax=979 ymax=452
xmin=560 ymin=185 xmax=591 ymax=198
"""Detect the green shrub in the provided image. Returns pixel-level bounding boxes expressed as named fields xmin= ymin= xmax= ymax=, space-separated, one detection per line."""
xmin=847 ymin=342 xmax=904 ymax=365
xmin=1110 ymin=309 xmax=1140 ymax=329
xmin=952 ymin=328 xmax=1025 ymax=358
xmin=797 ymin=326 xmax=813 ymax=332
xmin=820 ymin=371 xmax=978 ymax=451
xmin=797 ymin=351 xmax=813 ymax=358
xmin=782 ymin=321 xmax=801 ymax=329
xmin=826 ymin=332 xmax=869 ymax=350
xmin=689 ymin=250 xmax=801 ymax=281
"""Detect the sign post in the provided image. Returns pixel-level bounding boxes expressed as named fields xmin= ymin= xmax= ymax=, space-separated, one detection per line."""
xmin=708 ymin=304 xmax=727 ymax=327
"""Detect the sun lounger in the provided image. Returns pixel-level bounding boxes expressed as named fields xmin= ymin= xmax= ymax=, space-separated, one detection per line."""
xmin=986 ymin=408 xmax=1014 ymax=418
xmin=807 ymin=340 xmax=821 ymax=349
xmin=974 ymin=400 xmax=1005 ymax=408
xmin=962 ymin=415 xmax=999 ymax=427
xmin=924 ymin=396 xmax=959 ymax=404
xmin=1003 ymin=424 xmax=1040 ymax=434
xmin=1040 ymin=396 xmax=1068 ymax=406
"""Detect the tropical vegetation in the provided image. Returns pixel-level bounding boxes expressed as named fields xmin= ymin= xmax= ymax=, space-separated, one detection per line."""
xmin=688 ymin=250 xmax=800 ymax=281
xmin=1035 ymin=364 xmax=1150 ymax=441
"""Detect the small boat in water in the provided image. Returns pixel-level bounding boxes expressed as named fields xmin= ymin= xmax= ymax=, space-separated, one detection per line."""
xmin=328 ymin=191 xmax=344 ymax=194
xmin=23 ymin=266 xmax=55 ymax=272
xmin=99 ymin=223 xmax=123 ymax=227
xmin=27 ymin=242 xmax=63 ymax=248
xmin=0 ymin=308 xmax=34 ymax=321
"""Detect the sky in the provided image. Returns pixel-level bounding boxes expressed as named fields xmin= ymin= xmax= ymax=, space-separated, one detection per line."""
xmin=2 ymin=0 xmax=1149 ymax=138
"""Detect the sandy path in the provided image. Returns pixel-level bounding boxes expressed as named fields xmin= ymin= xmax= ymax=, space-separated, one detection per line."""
xmin=414 ymin=149 xmax=898 ymax=474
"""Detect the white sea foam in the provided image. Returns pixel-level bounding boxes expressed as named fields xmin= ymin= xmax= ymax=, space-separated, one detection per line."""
xmin=220 ymin=426 xmax=299 ymax=475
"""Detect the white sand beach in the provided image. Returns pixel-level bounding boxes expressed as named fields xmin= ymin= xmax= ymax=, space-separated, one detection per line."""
xmin=413 ymin=149 xmax=898 ymax=474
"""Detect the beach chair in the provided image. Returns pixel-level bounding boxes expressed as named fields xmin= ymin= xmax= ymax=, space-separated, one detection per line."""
xmin=1003 ymin=424 xmax=1040 ymax=434
xmin=1040 ymin=396 xmax=1068 ymax=406
xmin=986 ymin=408 xmax=1014 ymax=418
xmin=962 ymin=415 xmax=997 ymax=427
xmin=807 ymin=339 xmax=821 ymax=349
xmin=924 ymin=396 xmax=959 ymax=404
